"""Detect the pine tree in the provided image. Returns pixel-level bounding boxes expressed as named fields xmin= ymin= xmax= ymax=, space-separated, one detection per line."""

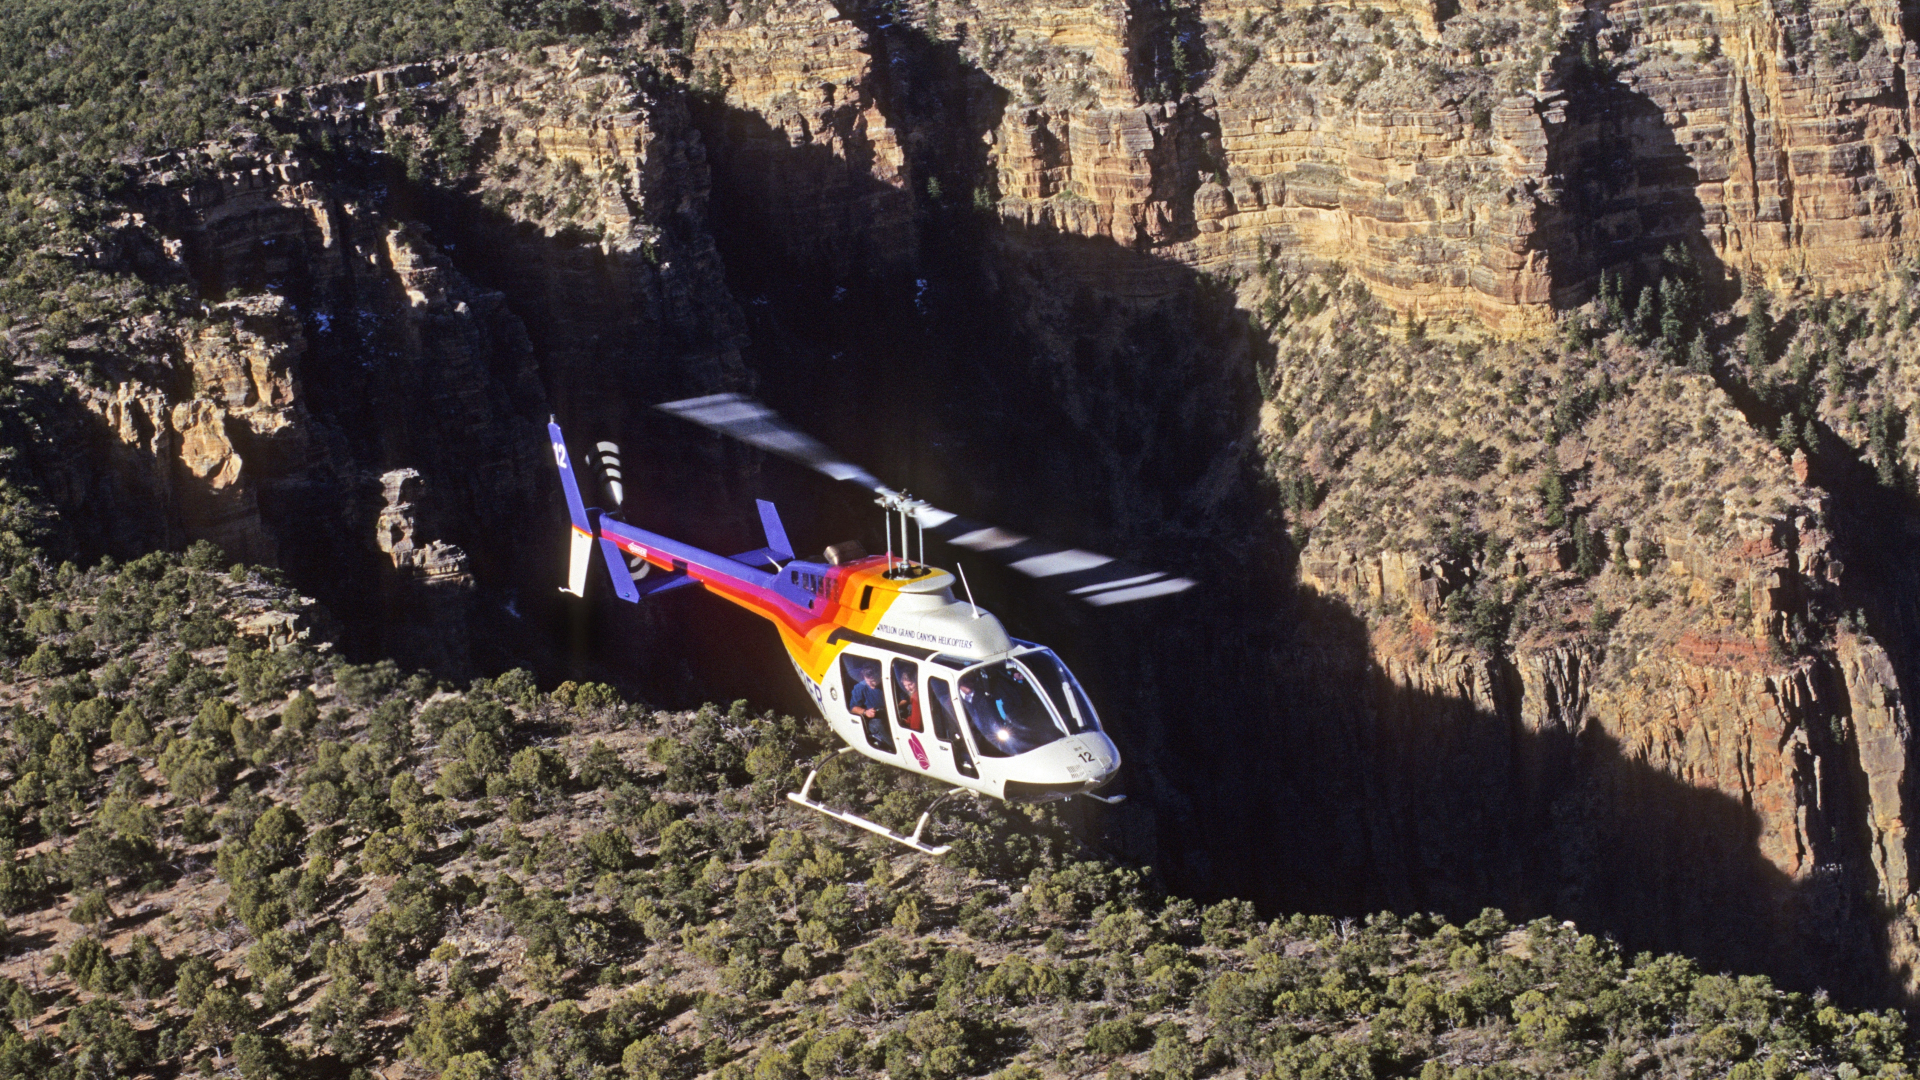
xmin=1633 ymin=286 xmax=1658 ymax=346
xmin=1745 ymin=282 xmax=1771 ymax=369
xmin=1540 ymin=468 xmax=1571 ymax=528
xmin=1573 ymin=516 xmax=1602 ymax=577
xmin=1687 ymin=330 xmax=1712 ymax=374
xmin=1659 ymin=276 xmax=1686 ymax=347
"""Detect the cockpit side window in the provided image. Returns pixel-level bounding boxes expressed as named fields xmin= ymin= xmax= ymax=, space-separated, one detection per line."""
xmin=956 ymin=659 xmax=1067 ymax=757
xmin=1016 ymin=648 xmax=1102 ymax=734
xmin=926 ymin=677 xmax=978 ymax=779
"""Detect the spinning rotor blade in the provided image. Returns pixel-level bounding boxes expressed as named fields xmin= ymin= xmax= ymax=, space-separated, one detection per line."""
xmin=656 ymin=393 xmax=1195 ymax=606
xmin=657 ymin=394 xmax=886 ymax=491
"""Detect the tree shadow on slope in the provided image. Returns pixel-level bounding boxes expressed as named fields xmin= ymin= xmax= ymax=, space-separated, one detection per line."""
xmin=682 ymin=7 xmax=1896 ymax=1003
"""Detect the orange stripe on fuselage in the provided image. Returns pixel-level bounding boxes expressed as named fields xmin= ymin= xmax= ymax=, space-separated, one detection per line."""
xmin=607 ymin=537 xmax=905 ymax=682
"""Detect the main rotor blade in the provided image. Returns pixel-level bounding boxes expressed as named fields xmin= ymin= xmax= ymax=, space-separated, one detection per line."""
xmin=656 ymin=393 xmax=1195 ymax=605
xmin=906 ymin=507 xmax=1195 ymax=606
xmin=657 ymin=393 xmax=887 ymax=492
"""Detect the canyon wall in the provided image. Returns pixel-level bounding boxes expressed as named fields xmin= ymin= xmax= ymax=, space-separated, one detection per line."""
xmin=693 ymin=0 xmax=1920 ymax=331
xmin=680 ymin=0 xmax=1920 ymax=1000
xmin=13 ymin=48 xmax=751 ymax=674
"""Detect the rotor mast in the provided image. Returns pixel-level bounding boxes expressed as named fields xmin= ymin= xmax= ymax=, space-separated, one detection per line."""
xmin=877 ymin=489 xmax=938 ymax=578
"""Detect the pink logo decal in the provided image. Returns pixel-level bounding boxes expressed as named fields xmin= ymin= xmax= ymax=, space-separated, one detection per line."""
xmin=907 ymin=733 xmax=930 ymax=770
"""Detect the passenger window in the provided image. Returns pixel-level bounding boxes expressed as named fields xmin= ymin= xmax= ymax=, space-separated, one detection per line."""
xmin=891 ymin=660 xmax=923 ymax=732
xmin=840 ymin=654 xmax=891 ymax=753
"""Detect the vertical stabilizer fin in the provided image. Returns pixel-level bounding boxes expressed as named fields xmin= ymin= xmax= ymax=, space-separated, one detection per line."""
xmin=551 ymin=419 xmax=597 ymax=598
xmin=757 ymin=499 xmax=795 ymax=562
xmin=549 ymin=419 xmax=592 ymax=533
xmin=565 ymin=530 xmax=594 ymax=598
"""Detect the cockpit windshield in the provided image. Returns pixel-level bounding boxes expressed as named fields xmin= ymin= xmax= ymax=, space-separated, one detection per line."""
xmin=1015 ymin=647 xmax=1102 ymax=735
xmin=956 ymin=658 xmax=1067 ymax=757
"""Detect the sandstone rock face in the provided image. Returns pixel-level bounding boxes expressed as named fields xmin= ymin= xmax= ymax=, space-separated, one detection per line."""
xmin=1262 ymin=305 xmax=1920 ymax=990
xmin=698 ymin=0 xmax=1920 ymax=329
xmin=1527 ymin=0 xmax=1920 ymax=304
xmin=695 ymin=1 xmax=916 ymax=275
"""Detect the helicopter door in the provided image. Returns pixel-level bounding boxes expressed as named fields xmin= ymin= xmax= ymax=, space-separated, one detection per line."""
xmin=839 ymin=653 xmax=893 ymax=754
xmin=890 ymin=660 xmax=933 ymax=772
xmin=925 ymin=677 xmax=978 ymax=779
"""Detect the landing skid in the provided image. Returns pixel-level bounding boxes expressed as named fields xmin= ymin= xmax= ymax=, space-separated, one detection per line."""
xmin=786 ymin=748 xmax=957 ymax=856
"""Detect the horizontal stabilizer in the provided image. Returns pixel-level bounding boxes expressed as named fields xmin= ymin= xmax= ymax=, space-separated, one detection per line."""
xmin=731 ymin=547 xmax=784 ymax=570
xmin=596 ymin=531 xmax=641 ymax=603
xmin=633 ymin=570 xmax=699 ymax=598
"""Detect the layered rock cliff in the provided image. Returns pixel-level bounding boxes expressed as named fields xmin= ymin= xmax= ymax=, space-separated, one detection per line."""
xmin=695 ymin=0 xmax=1920 ymax=330
xmin=4 ymin=47 xmax=751 ymax=674
xmin=667 ymin=0 xmax=1920 ymax=1001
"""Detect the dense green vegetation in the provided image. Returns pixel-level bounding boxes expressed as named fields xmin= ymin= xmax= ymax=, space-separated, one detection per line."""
xmin=0 ymin=472 xmax=1898 ymax=1078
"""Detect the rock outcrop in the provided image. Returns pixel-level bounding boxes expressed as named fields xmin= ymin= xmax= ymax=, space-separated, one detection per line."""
xmin=7 ymin=45 xmax=751 ymax=675
xmin=375 ymin=468 xmax=473 ymax=588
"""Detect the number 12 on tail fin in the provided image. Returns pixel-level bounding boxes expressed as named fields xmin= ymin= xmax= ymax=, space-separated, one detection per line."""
xmin=551 ymin=418 xmax=599 ymax=598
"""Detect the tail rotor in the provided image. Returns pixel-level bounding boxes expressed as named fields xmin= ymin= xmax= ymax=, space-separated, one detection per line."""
xmin=594 ymin=441 xmax=626 ymax=511
xmin=592 ymin=441 xmax=649 ymax=581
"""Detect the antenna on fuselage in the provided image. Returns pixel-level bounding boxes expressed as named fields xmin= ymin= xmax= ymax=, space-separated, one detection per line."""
xmin=956 ymin=562 xmax=980 ymax=619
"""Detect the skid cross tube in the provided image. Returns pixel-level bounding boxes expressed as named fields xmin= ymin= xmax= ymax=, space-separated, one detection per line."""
xmin=787 ymin=748 xmax=954 ymax=856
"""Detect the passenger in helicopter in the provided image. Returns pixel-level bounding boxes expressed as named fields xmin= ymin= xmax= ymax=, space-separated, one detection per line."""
xmin=893 ymin=665 xmax=924 ymax=732
xmin=849 ymin=662 xmax=891 ymax=751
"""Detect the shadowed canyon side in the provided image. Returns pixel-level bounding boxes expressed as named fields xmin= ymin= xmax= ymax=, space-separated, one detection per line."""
xmin=680 ymin=0 xmax=1920 ymax=1002
xmin=14 ymin=52 xmax=757 ymax=680
xmin=7 ymin=0 xmax=1920 ymax=1009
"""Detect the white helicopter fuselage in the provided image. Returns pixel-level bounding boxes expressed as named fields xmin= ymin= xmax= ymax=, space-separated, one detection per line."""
xmin=784 ymin=563 xmax=1123 ymax=804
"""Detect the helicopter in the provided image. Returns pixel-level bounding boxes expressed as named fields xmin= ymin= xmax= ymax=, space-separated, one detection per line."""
xmin=549 ymin=394 xmax=1194 ymax=853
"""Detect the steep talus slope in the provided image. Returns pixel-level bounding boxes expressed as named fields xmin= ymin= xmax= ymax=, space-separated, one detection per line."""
xmin=1264 ymin=296 xmax=1903 ymax=995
